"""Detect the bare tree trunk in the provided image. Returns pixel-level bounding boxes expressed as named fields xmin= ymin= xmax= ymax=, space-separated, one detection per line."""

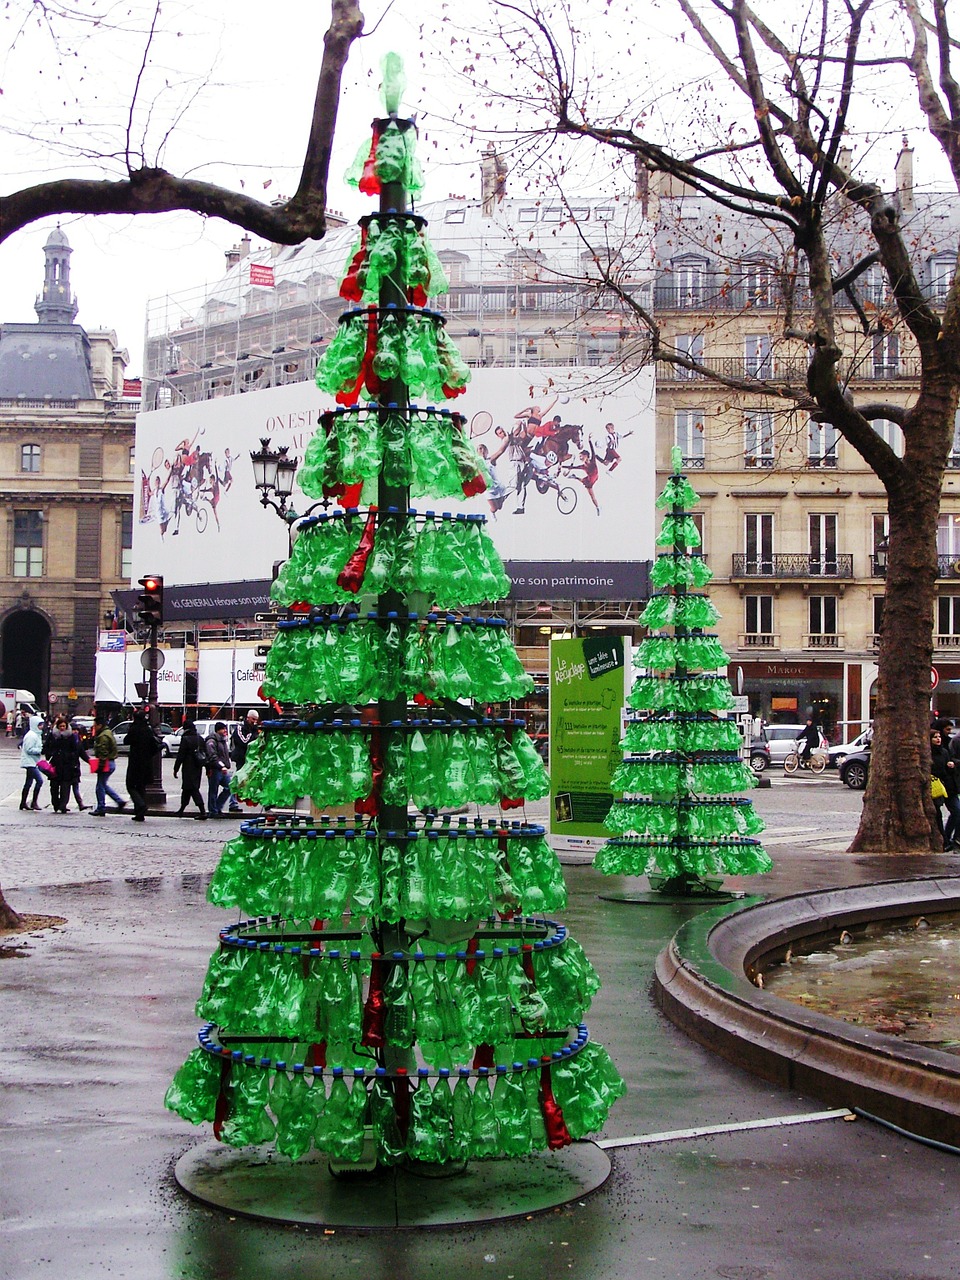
xmin=851 ymin=437 xmax=944 ymax=851
xmin=0 ymin=883 xmax=23 ymax=931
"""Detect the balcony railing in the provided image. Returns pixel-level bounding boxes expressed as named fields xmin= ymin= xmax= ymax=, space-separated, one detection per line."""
xmin=806 ymin=454 xmax=839 ymax=469
xmin=936 ymin=634 xmax=960 ymax=650
xmin=804 ymin=633 xmax=844 ymax=649
xmin=657 ymin=354 xmax=922 ymax=382
xmin=739 ymin=633 xmax=780 ymax=649
xmin=731 ymin=554 xmax=854 ymax=578
xmin=872 ymin=555 xmax=960 ymax=578
xmin=680 ymin=454 xmax=705 ymax=470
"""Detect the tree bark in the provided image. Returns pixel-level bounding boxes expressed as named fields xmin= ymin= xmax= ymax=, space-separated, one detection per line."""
xmin=0 ymin=884 xmax=23 ymax=931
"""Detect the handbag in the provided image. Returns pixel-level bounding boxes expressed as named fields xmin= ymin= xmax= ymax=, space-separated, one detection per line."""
xmin=932 ymin=776 xmax=948 ymax=800
xmin=37 ymin=758 xmax=55 ymax=777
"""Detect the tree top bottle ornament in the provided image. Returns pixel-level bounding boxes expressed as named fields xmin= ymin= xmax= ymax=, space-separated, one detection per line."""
xmin=597 ymin=447 xmax=772 ymax=896
xmin=166 ymin=54 xmax=624 ymax=1173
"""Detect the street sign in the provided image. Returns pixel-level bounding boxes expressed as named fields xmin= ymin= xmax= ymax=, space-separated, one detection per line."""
xmin=67 ymin=687 xmax=78 ymax=702
xmin=141 ymin=647 xmax=166 ymax=673
xmin=254 ymin=612 xmax=281 ymax=623
xmin=48 ymin=691 xmax=58 ymax=704
xmin=731 ymin=695 xmax=750 ymax=714
xmin=932 ymin=666 xmax=940 ymax=691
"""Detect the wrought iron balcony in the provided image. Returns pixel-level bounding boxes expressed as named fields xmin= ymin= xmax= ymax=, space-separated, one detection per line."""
xmin=731 ymin=554 xmax=854 ymax=579
xmin=872 ymin=555 xmax=960 ymax=579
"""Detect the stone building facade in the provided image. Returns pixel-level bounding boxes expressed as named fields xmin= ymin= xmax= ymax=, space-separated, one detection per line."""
xmin=0 ymin=229 xmax=136 ymax=708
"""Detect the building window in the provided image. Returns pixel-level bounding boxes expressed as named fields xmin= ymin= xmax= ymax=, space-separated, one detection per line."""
xmin=744 ymin=333 xmax=773 ymax=378
xmin=444 ymin=207 xmax=466 ymax=224
xmin=541 ymin=207 xmax=563 ymax=222
xmin=809 ymin=513 xmax=839 ymax=574
xmin=872 ymin=418 xmax=904 ymax=457
xmin=862 ymin=263 xmax=888 ymax=306
xmin=809 ymin=595 xmax=838 ymax=634
xmin=128 ymin=445 xmax=136 ymax=474
xmin=745 ymin=594 xmax=774 ymax=635
xmin=742 ymin=259 xmax=775 ymax=306
xmin=937 ymin=513 xmax=960 ymax=558
xmin=20 ymin=443 xmax=41 ymax=473
xmin=13 ymin=510 xmax=43 ymax=578
xmin=873 ymin=595 xmax=885 ymax=640
xmin=938 ymin=596 xmax=960 ymax=637
xmin=928 ymin=254 xmax=954 ymax=302
xmin=595 ymin=207 xmax=615 ymax=222
xmin=674 ymin=410 xmax=706 ymax=468
xmin=808 ymin=420 xmax=839 ymax=467
xmin=950 ymin=411 xmax=960 ymax=470
xmin=872 ymin=332 xmax=900 ymax=378
xmin=744 ymin=512 xmax=774 ymax=573
xmin=672 ymin=257 xmax=706 ymax=305
xmin=518 ymin=208 xmax=538 ymax=223
xmin=872 ymin=513 xmax=890 ymax=574
xmin=744 ymin=411 xmax=775 ymax=467
xmin=673 ymin=332 xmax=704 ymax=378
xmin=121 ymin=509 xmax=133 ymax=580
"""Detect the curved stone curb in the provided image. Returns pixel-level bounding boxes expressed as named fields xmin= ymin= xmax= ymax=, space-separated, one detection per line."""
xmin=654 ymin=877 xmax=960 ymax=1146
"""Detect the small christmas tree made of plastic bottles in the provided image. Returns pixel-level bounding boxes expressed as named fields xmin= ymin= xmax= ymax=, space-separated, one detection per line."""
xmin=596 ymin=448 xmax=772 ymax=897
xmin=166 ymin=56 xmax=623 ymax=1173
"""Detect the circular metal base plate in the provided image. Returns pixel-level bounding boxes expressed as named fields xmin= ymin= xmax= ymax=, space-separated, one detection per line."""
xmin=174 ymin=1140 xmax=611 ymax=1229
xmin=599 ymin=890 xmax=746 ymax=906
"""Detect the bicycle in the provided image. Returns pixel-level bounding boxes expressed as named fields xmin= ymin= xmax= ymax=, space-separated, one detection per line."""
xmin=783 ymin=749 xmax=827 ymax=775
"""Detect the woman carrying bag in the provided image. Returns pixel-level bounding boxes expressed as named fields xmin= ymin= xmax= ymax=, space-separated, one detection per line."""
xmin=172 ymin=718 xmax=207 ymax=819
xmin=90 ymin=717 xmax=127 ymax=816
xmin=19 ymin=715 xmax=46 ymax=811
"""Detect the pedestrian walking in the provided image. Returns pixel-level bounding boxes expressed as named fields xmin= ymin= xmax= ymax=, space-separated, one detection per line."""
xmin=230 ymin=710 xmax=260 ymax=772
xmin=931 ymin=727 xmax=960 ymax=849
xmin=204 ymin=721 xmax=235 ymax=816
xmin=89 ymin=717 xmax=127 ymax=816
xmin=19 ymin=715 xmax=45 ymax=810
xmin=44 ymin=716 xmax=82 ymax=813
xmin=124 ymin=711 xmax=160 ymax=822
xmin=173 ymin=718 xmax=207 ymax=819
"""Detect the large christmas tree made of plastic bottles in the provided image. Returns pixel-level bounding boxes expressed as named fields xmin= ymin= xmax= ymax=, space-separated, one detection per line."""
xmin=166 ymin=58 xmax=623 ymax=1171
xmin=596 ymin=448 xmax=772 ymax=896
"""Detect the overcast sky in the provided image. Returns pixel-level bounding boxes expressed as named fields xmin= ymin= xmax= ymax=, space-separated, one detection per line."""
xmin=1 ymin=0 xmax=948 ymax=376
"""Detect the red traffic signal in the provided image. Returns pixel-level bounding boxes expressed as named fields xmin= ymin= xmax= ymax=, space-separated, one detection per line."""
xmin=136 ymin=575 xmax=164 ymax=626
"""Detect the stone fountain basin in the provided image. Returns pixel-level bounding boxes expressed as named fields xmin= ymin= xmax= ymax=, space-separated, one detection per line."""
xmin=654 ymin=876 xmax=960 ymax=1147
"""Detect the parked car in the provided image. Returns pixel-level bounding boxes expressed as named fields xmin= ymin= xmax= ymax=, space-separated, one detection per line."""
xmin=168 ymin=720 xmax=242 ymax=759
xmin=827 ymin=727 xmax=873 ymax=768
xmin=113 ymin=718 xmax=178 ymax=757
xmin=70 ymin=715 xmax=96 ymax=744
xmin=839 ymin=748 xmax=870 ymax=790
xmin=752 ymin=723 xmax=829 ymax=769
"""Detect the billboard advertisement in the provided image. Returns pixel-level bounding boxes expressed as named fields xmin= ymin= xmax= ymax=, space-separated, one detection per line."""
xmin=197 ymin=647 xmax=269 ymax=706
xmin=132 ymin=368 xmax=654 ymax=609
xmin=548 ymin=635 xmax=631 ymax=855
xmin=93 ymin=649 xmax=185 ymax=705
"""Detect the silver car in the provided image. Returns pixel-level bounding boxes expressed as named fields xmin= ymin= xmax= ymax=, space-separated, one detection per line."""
xmin=761 ymin=722 xmax=828 ymax=766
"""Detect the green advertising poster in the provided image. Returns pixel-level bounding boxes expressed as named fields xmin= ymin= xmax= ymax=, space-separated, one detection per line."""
xmin=549 ymin=635 xmax=630 ymax=853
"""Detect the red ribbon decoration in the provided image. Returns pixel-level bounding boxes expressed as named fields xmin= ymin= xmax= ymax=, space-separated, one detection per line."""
xmin=473 ymin=1044 xmax=495 ymax=1070
xmin=500 ymin=796 xmax=525 ymax=811
xmin=337 ymin=506 xmax=379 ymax=593
xmin=521 ymin=943 xmax=536 ymax=984
xmin=361 ymin=953 xmax=387 ymax=1048
xmin=306 ymin=1041 xmax=327 ymax=1069
xmin=336 ymin=310 xmax=380 ymax=406
xmin=464 ymin=934 xmax=479 ymax=977
xmin=358 ymin=135 xmax=380 ymax=196
xmin=340 ymin=226 xmax=369 ymax=302
xmin=461 ymin=472 xmax=487 ymax=498
xmin=539 ymin=1064 xmax=573 ymax=1150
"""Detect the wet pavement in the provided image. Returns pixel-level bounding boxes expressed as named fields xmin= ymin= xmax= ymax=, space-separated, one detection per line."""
xmin=2 ymin=742 xmax=960 ymax=1279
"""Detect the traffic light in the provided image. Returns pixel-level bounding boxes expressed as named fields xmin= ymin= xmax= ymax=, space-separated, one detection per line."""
xmin=136 ymin=575 xmax=164 ymax=627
